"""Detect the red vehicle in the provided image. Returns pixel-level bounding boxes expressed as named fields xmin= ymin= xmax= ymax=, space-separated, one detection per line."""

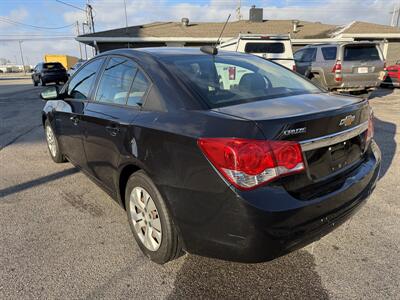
xmin=382 ymin=60 xmax=400 ymax=87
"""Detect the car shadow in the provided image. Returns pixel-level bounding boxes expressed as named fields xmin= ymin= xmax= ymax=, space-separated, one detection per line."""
xmin=368 ymin=88 xmax=394 ymax=100
xmin=373 ymin=117 xmax=397 ymax=179
xmin=167 ymin=250 xmax=329 ymax=299
xmin=0 ymin=168 xmax=79 ymax=199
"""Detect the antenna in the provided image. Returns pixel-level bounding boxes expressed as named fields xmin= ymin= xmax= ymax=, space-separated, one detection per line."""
xmin=216 ymin=14 xmax=231 ymax=47
xmin=201 ymin=14 xmax=231 ymax=55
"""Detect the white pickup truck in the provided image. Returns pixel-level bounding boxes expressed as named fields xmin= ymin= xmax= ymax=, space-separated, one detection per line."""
xmin=218 ymin=34 xmax=296 ymax=71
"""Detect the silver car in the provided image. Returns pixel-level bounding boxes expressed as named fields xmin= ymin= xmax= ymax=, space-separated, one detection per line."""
xmin=294 ymin=42 xmax=386 ymax=92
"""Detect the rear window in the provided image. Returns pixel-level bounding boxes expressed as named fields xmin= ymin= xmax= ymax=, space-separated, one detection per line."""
xmin=321 ymin=47 xmax=337 ymax=60
xmin=244 ymin=42 xmax=285 ymax=54
xmin=343 ymin=45 xmax=380 ymax=61
xmin=43 ymin=63 xmax=64 ymax=70
xmin=161 ymin=54 xmax=321 ymax=108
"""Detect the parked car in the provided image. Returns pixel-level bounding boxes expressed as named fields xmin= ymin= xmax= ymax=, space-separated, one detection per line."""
xmin=294 ymin=42 xmax=386 ymax=92
xmin=32 ymin=62 xmax=68 ymax=86
xmin=218 ymin=34 xmax=296 ymax=70
xmin=40 ymin=48 xmax=380 ymax=264
xmin=381 ymin=60 xmax=400 ymax=88
xmin=67 ymin=61 xmax=85 ymax=77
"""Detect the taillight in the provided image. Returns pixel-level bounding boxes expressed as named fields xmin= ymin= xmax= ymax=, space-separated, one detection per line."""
xmin=332 ymin=60 xmax=342 ymax=82
xmin=197 ymin=138 xmax=305 ymax=190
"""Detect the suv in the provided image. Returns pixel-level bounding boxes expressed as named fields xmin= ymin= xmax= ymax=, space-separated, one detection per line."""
xmin=218 ymin=34 xmax=296 ymax=70
xmin=294 ymin=42 xmax=386 ymax=92
xmin=32 ymin=62 xmax=68 ymax=86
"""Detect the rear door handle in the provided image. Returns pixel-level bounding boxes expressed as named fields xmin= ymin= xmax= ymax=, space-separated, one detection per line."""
xmin=70 ymin=116 xmax=79 ymax=125
xmin=106 ymin=125 xmax=120 ymax=136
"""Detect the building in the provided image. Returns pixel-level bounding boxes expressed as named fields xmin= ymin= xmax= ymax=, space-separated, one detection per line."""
xmin=76 ymin=7 xmax=400 ymax=64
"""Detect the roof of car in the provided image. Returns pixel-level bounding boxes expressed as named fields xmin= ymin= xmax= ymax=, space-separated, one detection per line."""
xmin=101 ymin=47 xmax=248 ymax=59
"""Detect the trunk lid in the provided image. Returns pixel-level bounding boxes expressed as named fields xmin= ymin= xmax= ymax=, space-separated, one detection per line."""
xmin=212 ymin=93 xmax=370 ymax=197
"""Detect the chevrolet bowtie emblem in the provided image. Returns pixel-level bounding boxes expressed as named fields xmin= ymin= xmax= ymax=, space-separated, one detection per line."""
xmin=339 ymin=115 xmax=355 ymax=127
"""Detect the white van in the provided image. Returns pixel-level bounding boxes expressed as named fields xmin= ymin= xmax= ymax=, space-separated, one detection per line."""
xmin=218 ymin=34 xmax=296 ymax=70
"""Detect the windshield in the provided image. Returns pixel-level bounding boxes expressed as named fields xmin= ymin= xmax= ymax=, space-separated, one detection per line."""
xmin=43 ymin=63 xmax=64 ymax=70
xmin=161 ymin=53 xmax=321 ymax=108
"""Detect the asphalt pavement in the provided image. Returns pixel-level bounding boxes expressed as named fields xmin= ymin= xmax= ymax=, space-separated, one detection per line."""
xmin=0 ymin=79 xmax=399 ymax=299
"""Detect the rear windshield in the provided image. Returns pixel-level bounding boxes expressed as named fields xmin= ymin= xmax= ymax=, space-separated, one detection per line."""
xmin=343 ymin=45 xmax=380 ymax=61
xmin=161 ymin=54 xmax=321 ymax=108
xmin=43 ymin=63 xmax=64 ymax=70
xmin=244 ymin=42 xmax=285 ymax=54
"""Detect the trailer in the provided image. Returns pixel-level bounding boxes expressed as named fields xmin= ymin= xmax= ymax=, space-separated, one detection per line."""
xmin=44 ymin=54 xmax=79 ymax=70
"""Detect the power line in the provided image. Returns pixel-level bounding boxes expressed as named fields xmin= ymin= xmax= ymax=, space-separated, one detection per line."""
xmin=55 ymin=0 xmax=86 ymax=12
xmin=0 ymin=17 xmax=75 ymax=30
xmin=0 ymin=37 xmax=75 ymax=42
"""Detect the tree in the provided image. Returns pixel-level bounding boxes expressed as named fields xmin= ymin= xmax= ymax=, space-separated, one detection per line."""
xmin=0 ymin=58 xmax=11 ymax=65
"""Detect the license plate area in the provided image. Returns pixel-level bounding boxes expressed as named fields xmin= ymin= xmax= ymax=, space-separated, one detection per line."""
xmin=358 ymin=67 xmax=369 ymax=74
xmin=304 ymin=134 xmax=365 ymax=181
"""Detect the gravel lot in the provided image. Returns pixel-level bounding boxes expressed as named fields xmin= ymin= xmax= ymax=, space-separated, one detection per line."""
xmin=1 ymin=79 xmax=399 ymax=299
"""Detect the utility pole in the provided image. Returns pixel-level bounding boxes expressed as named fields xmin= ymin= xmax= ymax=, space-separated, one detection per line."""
xmin=390 ymin=5 xmax=400 ymax=27
xmin=123 ymin=0 xmax=128 ymax=28
xmin=85 ymin=1 xmax=95 ymax=33
xmin=236 ymin=0 xmax=242 ymax=21
xmin=82 ymin=22 xmax=88 ymax=60
xmin=76 ymin=21 xmax=83 ymax=59
xmin=18 ymin=40 xmax=26 ymax=74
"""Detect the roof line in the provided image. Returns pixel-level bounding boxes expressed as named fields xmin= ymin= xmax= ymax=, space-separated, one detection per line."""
xmin=330 ymin=21 xmax=356 ymax=37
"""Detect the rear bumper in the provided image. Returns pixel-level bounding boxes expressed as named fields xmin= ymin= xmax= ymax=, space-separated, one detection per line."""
xmin=42 ymin=74 xmax=68 ymax=83
xmin=164 ymin=140 xmax=381 ymax=262
xmin=381 ymin=77 xmax=400 ymax=87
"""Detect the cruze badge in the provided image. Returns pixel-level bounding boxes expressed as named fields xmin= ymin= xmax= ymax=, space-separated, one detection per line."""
xmin=283 ymin=127 xmax=307 ymax=136
xmin=339 ymin=115 xmax=355 ymax=127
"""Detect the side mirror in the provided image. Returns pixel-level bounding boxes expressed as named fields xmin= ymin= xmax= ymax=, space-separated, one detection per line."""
xmin=40 ymin=86 xmax=60 ymax=101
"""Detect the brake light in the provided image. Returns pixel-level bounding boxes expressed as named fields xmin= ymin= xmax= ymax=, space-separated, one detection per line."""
xmin=332 ymin=60 xmax=342 ymax=82
xmin=198 ymin=138 xmax=305 ymax=190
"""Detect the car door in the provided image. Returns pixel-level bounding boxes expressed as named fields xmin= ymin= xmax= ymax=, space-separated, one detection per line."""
xmin=56 ymin=57 xmax=106 ymax=169
xmin=82 ymin=55 xmax=151 ymax=193
xmin=296 ymin=48 xmax=316 ymax=76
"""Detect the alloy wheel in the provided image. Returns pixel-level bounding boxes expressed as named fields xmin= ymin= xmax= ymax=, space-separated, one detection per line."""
xmin=46 ymin=125 xmax=57 ymax=157
xmin=130 ymin=187 xmax=162 ymax=251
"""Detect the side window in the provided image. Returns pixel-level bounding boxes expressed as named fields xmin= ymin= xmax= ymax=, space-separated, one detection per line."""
xmin=294 ymin=50 xmax=303 ymax=61
xmin=127 ymin=69 xmax=150 ymax=107
xmin=321 ymin=47 xmax=337 ymax=60
xmin=95 ymin=57 xmax=137 ymax=105
xmin=67 ymin=58 xmax=105 ymax=100
xmin=302 ymin=48 xmax=316 ymax=62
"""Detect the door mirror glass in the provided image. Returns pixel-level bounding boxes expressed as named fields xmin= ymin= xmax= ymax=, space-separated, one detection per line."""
xmin=40 ymin=86 xmax=59 ymax=100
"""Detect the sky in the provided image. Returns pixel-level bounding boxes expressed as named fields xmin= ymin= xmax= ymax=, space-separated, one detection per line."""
xmin=0 ymin=0 xmax=398 ymax=65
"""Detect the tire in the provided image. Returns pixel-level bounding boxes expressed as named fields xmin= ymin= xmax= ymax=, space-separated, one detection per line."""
xmin=125 ymin=170 xmax=182 ymax=264
xmin=40 ymin=77 xmax=46 ymax=86
xmin=33 ymin=79 xmax=38 ymax=86
xmin=44 ymin=120 xmax=65 ymax=163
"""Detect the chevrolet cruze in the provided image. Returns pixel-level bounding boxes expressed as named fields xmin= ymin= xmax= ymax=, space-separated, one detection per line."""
xmin=41 ymin=48 xmax=381 ymax=264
